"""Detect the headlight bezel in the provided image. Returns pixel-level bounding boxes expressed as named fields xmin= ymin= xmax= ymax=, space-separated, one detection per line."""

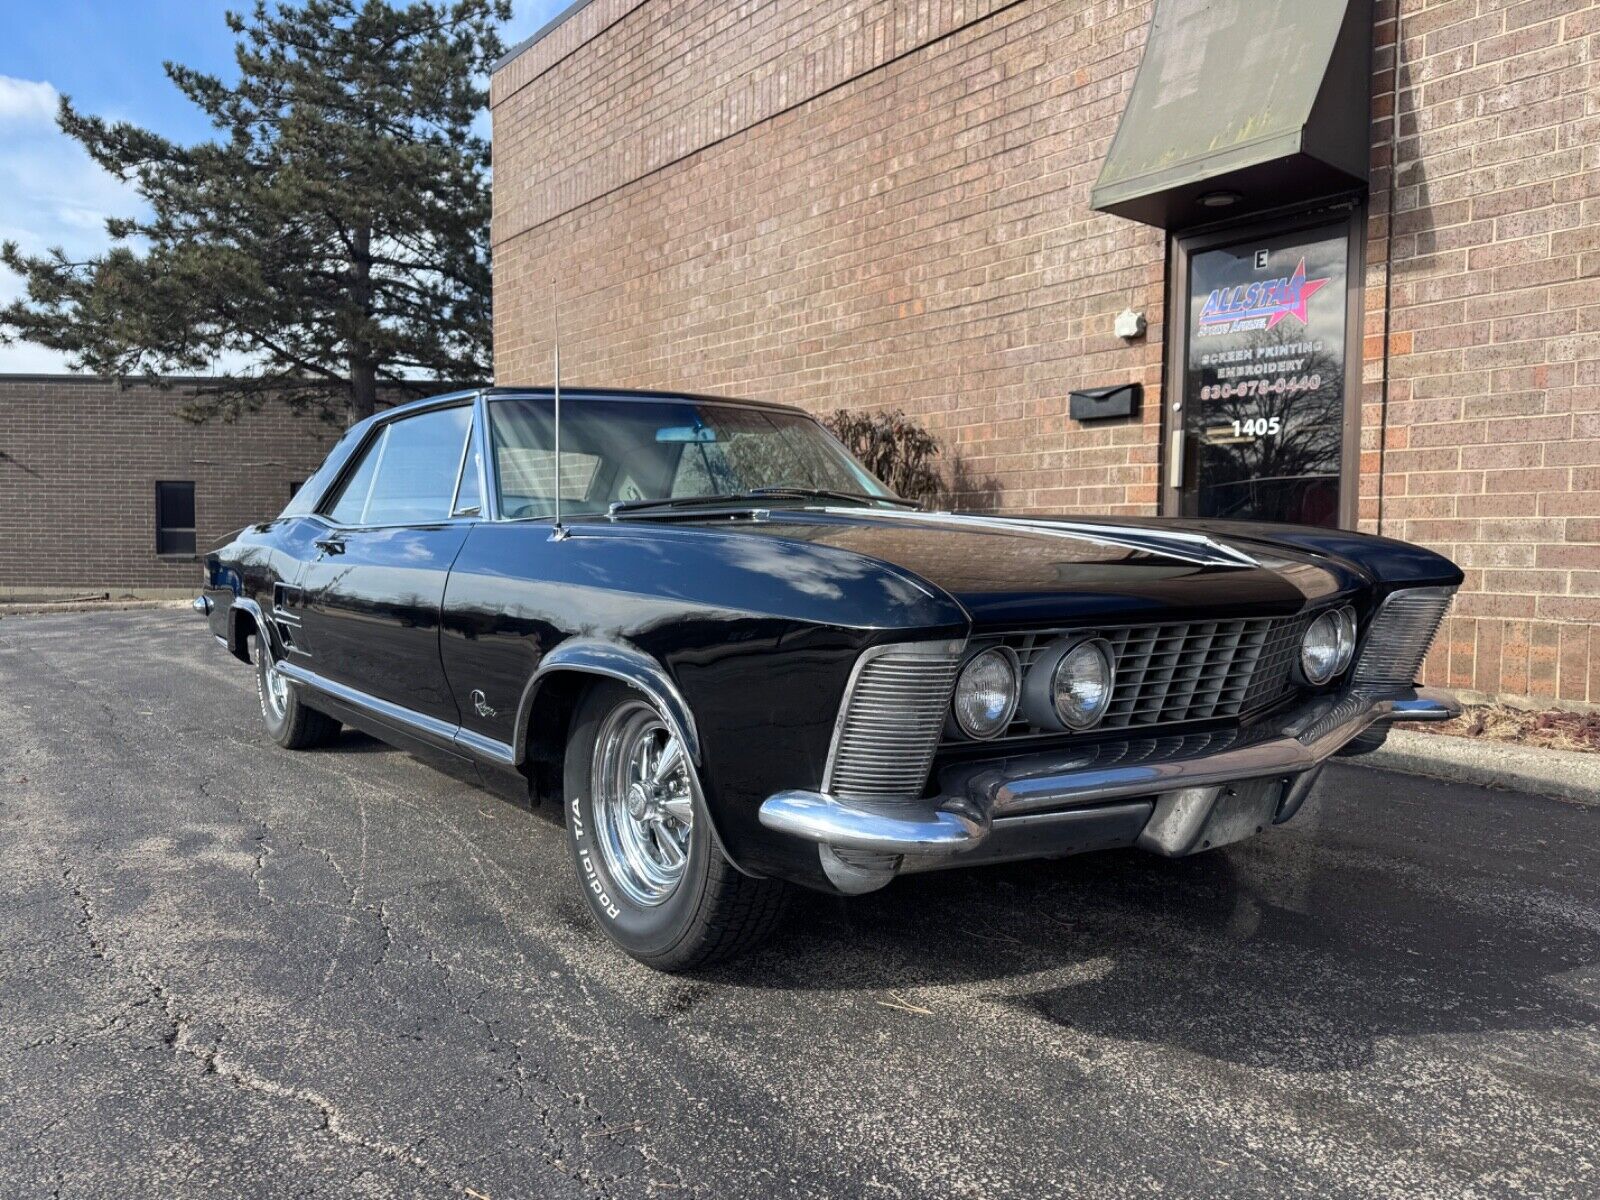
xmin=1298 ymin=605 xmax=1359 ymax=687
xmin=1020 ymin=634 xmax=1117 ymax=733
xmin=1332 ymin=605 xmax=1358 ymax=676
xmin=1053 ymin=637 xmax=1117 ymax=730
xmin=948 ymin=644 xmax=1021 ymax=740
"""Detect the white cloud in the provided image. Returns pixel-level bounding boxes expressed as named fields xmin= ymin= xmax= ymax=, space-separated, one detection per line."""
xmin=0 ymin=75 xmax=147 ymax=373
xmin=0 ymin=76 xmax=57 ymax=123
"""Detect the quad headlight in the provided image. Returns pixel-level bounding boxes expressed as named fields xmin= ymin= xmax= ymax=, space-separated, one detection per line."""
xmin=1299 ymin=605 xmax=1358 ymax=686
xmin=1022 ymin=636 xmax=1116 ymax=732
xmin=950 ymin=645 xmax=1020 ymax=739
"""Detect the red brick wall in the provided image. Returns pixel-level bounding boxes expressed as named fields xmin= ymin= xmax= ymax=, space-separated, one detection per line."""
xmin=0 ymin=377 xmax=340 ymax=591
xmin=492 ymin=0 xmax=1600 ymax=706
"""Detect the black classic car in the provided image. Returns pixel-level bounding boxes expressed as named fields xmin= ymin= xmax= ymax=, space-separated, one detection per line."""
xmin=197 ymin=387 xmax=1462 ymax=969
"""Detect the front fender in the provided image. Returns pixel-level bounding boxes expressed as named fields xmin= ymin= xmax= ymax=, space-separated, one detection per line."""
xmin=437 ymin=520 xmax=971 ymax=888
xmin=1154 ymin=519 xmax=1464 ymax=591
xmin=508 ymin=637 xmax=767 ymax=875
xmin=513 ymin=637 xmax=702 ymax=768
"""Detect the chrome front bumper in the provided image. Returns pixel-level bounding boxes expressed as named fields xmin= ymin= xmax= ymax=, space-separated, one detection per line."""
xmin=759 ymin=686 xmax=1459 ymax=892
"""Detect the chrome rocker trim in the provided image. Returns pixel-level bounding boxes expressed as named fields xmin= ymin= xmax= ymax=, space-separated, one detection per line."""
xmin=759 ymin=685 xmax=1459 ymax=881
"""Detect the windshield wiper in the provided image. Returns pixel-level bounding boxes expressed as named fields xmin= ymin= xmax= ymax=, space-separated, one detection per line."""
xmin=608 ymin=492 xmax=753 ymax=515
xmin=609 ymin=487 xmax=917 ymax=516
xmin=745 ymin=486 xmax=919 ymax=508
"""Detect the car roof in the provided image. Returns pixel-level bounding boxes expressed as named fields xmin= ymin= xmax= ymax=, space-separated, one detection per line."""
xmin=368 ymin=385 xmax=809 ymax=428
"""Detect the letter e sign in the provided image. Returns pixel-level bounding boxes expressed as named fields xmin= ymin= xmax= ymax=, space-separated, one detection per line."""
xmin=1254 ymin=249 xmax=1270 ymax=270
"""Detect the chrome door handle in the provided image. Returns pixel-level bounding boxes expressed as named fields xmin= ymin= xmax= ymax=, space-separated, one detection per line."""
xmin=314 ymin=536 xmax=346 ymax=556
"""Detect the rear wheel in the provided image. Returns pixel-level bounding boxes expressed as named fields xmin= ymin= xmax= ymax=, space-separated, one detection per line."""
xmin=564 ymin=681 xmax=789 ymax=970
xmin=253 ymin=634 xmax=340 ymax=750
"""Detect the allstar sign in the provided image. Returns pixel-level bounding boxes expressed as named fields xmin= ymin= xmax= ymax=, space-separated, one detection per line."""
xmin=1198 ymin=257 xmax=1332 ymax=331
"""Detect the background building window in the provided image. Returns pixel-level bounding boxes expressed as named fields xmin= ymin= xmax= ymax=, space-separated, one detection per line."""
xmin=289 ymin=480 xmax=303 ymax=498
xmin=156 ymin=481 xmax=196 ymax=556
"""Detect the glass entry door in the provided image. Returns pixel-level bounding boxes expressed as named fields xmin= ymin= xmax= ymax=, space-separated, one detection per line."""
xmin=1165 ymin=211 xmax=1360 ymax=528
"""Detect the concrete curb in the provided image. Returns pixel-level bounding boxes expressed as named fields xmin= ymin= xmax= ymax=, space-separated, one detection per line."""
xmin=1357 ymin=729 xmax=1600 ymax=806
xmin=0 ymin=599 xmax=192 ymax=618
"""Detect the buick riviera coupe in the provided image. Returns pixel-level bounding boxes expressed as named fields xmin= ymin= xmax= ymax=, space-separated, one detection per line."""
xmin=197 ymin=388 xmax=1462 ymax=969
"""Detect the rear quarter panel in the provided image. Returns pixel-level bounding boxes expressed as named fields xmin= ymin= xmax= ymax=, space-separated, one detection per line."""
xmin=203 ymin=519 xmax=326 ymax=655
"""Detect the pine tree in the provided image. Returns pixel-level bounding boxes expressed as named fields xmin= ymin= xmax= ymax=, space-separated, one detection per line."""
xmin=1 ymin=0 xmax=509 ymax=425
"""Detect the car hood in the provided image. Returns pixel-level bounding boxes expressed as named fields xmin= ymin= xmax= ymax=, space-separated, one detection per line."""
xmin=673 ymin=508 xmax=1364 ymax=627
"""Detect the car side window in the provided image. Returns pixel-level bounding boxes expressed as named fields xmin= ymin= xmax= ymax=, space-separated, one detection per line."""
xmin=322 ymin=406 xmax=473 ymax=526
xmin=325 ymin=429 xmax=386 ymax=525
xmin=452 ymin=418 xmax=483 ymax=517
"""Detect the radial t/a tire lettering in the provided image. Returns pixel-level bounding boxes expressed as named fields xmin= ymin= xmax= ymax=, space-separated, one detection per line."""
xmin=563 ymin=680 xmax=789 ymax=970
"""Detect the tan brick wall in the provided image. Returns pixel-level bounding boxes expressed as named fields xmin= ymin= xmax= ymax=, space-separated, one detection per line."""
xmin=0 ymin=377 xmax=340 ymax=590
xmin=493 ymin=0 xmax=1600 ymax=706
xmin=1364 ymin=0 xmax=1600 ymax=705
xmin=493 ymin=0 xmax=1166 ymax=515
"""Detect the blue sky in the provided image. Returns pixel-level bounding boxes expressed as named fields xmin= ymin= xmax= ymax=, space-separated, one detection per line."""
xmin=0 ymin=1 xmax=567 ymax=372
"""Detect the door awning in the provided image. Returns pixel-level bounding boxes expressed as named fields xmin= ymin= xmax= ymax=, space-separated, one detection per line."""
xmin=1091 ymin=0 xmax=1372 ymax=230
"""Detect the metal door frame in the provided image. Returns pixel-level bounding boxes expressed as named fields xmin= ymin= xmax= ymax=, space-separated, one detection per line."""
xmin=1161 ymin=199 xmax=1366 ymax=530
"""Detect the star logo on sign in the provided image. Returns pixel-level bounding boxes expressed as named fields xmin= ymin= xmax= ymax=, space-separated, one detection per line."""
xmin=1265 ymin=257 xmax=1331 ymax=329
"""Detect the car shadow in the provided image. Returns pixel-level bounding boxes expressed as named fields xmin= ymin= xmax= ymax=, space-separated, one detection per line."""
xmin=708 ymin=839 xmax=1600 ymax=1072
xmin=330 ymin=729 xmax=403 ymax=755
xmin=375 ymin=740 xmax=1597 ymax=1075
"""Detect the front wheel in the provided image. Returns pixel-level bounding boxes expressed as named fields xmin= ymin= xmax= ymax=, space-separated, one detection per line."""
xmin=564 ymin=681 xmax=788 ymax=970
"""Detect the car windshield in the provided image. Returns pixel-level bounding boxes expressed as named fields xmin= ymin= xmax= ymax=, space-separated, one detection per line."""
xmin=487 ymin=395 xmax=902 ymax=519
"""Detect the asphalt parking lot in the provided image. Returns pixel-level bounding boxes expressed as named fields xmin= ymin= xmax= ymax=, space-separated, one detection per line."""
xmin=2 ymin=609 xmax=1597 ymax=1199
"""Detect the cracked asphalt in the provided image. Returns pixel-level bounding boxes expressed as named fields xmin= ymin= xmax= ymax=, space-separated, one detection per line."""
xmin=2 ymin=609 xmax=1597 ymax=1199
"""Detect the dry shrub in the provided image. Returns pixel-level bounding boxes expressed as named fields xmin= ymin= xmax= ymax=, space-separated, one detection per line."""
xmin=825 ymin=408 xmax=943 ymax=504
xmin=1422 ymin=704 xmax=1600 ymax=753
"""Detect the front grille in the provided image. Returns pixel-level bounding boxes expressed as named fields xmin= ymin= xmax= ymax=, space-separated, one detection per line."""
xmin=825 ymin=642 xmax=963 ymax=799
xmin=1353 ymin=587 xmax=1454 ymax=686
xmin=967 ymin=615 xmax=1312 ymax=742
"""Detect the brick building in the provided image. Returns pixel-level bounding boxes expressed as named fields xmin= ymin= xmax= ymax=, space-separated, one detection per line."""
xmin=490 ymin=0 xmax=1600 ymax=708
xmin=0 ymin=376 xmax=341 ymax=593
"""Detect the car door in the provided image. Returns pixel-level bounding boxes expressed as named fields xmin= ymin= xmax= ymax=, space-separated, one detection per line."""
xmin=297 ymin=402 xmax=482 ymax=726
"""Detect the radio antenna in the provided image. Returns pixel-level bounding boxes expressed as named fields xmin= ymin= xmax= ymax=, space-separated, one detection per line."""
xmin=551 ymin=291 xmax=566 ymax=539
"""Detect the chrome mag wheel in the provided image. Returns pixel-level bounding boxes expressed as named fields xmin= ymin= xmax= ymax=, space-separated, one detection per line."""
xmin=590 ymin=700 xmax=696 ymax=907
xmin=255 ymin=638 xmax=290 ymax=719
